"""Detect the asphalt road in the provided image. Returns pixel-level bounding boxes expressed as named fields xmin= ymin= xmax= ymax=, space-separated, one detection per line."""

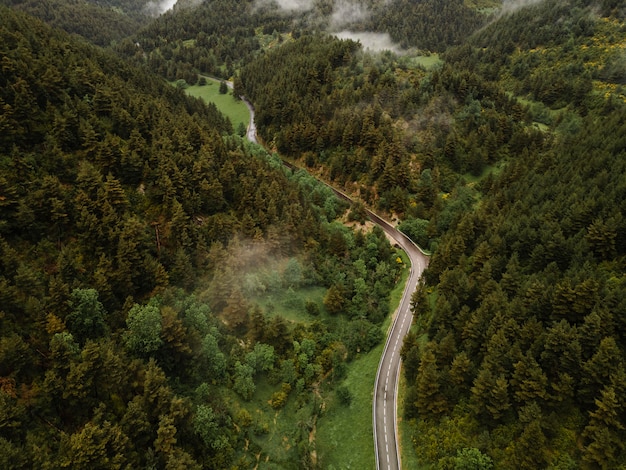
xmin=241 ymin=97 xmax=257 ymax=144
xmin=241 ymin=98 xmax=429 ymax=468
xmin=370 ymin=214 xmax=429 ymax=470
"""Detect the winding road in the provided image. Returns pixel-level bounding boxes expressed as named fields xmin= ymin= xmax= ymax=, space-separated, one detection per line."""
xmin=240 ymin=94 xmax=429 ymax=470
xmin=370 ymin=215 xmax=428 ymax=470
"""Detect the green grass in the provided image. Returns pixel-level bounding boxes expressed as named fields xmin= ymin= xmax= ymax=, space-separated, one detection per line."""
xmin=315 ymin=342 xmax=381 ymax=469
xmin=226 ymin=376 xmax=309 ymax=469
xmin=253 ymin=286 xmax=328 ymax=325
xmin=460 ymin=161 xmax=507 ymax=185
xmin=226 ymin=250 xmax=414 ymax=468
xmin=184 ymin=78 xmax=250 ymax=131
xmin=398 ymin=372 xmax=422 ymax=469
xmin=410 ymin=54 xmax=443 ymax=70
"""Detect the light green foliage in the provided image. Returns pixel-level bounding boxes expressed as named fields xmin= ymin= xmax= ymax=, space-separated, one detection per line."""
xmin=194 ymin=404 xmax=224 ymax=450
xmin=175 ymin=79 xmax=189 ymax=89
xmin=247 ymin=342 xmax=275 ymax=374
xmin=182 ymin=299 xmax=212 ymax=336
xmin=200 ymin=333 xmax=226 ymax=379
xmin=453 ymin=448 xmax=494 ymax=470
xmin=233 ymin=361 xmax=255 ymax=400
xmin=283 ymin=257 xmax=303 ymax=288
xmin=398 ymin=217 xmax=431 ymax=249
xmin=124 ymin=301 xmax=163 ymax=356
xmin=279 ymin=359 xmax=298 ymax=385
xmin=243 ymin=272 xmax=266 ymax=296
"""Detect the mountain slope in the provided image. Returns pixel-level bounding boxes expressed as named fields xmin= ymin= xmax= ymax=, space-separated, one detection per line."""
xmin=0 ymin=8 xmax=407 ymax=468
xmin=401 ymin=2 xmax=626 ymax=467
xmin=1 ymin=0 xmax=155 ymax=46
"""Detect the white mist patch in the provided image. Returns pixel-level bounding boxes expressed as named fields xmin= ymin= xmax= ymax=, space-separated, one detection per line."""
xmin=334 ymin=31 xmax=401 ymax=54
xmin=330 ymin=0 xmax=370 ymax=29
xmin=256 ymin=0 xmax=315 ymax=12
xmin=145 ymin=0 xmax=177 ymax=16
xmin=500 ymin=0 xmax=546 ymax=15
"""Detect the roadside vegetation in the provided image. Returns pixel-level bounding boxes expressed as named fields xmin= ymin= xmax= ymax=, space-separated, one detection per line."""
xmin=2 ymin=0 xmax=626 ymax=468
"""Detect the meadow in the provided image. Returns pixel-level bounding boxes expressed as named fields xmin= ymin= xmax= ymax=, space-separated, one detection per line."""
xmin=184 ymin=78 xmax=250 ymax=132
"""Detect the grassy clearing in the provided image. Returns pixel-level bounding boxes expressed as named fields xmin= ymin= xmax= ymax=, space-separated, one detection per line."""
xmin=236 ymin=377 xmax=305 ymax=468
xmin=226 ymin=249 xmax=413 ymax=468
xmin=409 ymin=54 xmax=443 ymax=70
xmin=253 ymin=285 xmax=328 ymax=325
xmin=316 ymin=342 xmax=381 ymax=469
xmin=460 ymin=162 xmax=505 ymax=185
xmin=184 ymin=79 xmax=250 ymax=130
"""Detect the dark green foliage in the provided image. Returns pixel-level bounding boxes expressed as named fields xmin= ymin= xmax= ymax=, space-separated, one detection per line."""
xmin=4 ymin=0 xmax=625 ymax=467
xmin=401 ymin=3 xmax=626 ymax=467
xmin=453 ymin=447 xmax=494 ymax=470
xmin=404 ymin=46 xmax=626 ymax=470
xmin=4 ymin=0 xmax=153 ymax=46
xmin=0 ymin=8 xmax=405 ymax=468
xmin=368 ymin=0 xmax=487 ymax=51
xmin=336 ymin=385 xmax=352 ymax=407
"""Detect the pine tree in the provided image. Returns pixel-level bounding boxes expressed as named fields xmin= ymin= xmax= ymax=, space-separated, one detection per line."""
xmin=415 ymin=344 xmax=448 ymax=419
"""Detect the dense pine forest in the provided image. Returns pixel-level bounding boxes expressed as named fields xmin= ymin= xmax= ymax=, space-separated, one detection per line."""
xmin=1 ymin=0 xmax=626 ymax=468
xmin=0 ymin=6 xmax=404 ymax=468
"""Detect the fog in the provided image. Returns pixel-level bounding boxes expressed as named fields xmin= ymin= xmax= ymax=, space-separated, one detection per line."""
xmin=334 ymin=31 xmax=401 ymax=54
xmin=145 ymin=0 xmax=178 ymax=15
xmin=500 ymin=0 xmax=546 ymax=14
xmin=255 ymin=0 xmax=315 ymax=12
xmin=330 ymin=0 xmax=370 ymax=30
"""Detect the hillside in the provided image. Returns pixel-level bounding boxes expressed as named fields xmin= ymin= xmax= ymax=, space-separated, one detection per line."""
xmin=401 ymin=1 xmax=626 ymax=467
xmin=2 ymin=0 xmax=626 ymax=468
xmin=0 ymin=0 xmax=156 ymax=46
xmin=0 ymin=7 xmax=406 ymax=468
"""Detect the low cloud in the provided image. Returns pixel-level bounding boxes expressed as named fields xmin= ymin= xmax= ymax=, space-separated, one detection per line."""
xmin=255 ymin=0 xmax=315 ymax=13
xmin=253 ymin=0 xmax=406 ymax=53
xmin=334 ymin=31 xmax=402 ymax=54
xmin=145 ymin=0 xmax=204 ymax=16
xmin=145 ymin=0 xmax=177 ymax=15
xmin=329 ymin=0 xmax=370 ymax=30
xmin=499 ymin=0 xmax=546 ymax=15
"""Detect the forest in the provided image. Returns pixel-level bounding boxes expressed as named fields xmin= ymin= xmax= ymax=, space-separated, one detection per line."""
xmin=1 ymin=0 xmax=626 ymax=468
xmin=0 ymin=6 xmax=405 ymax=468
xmin=0 ymin=0 xmax=156 ymax=46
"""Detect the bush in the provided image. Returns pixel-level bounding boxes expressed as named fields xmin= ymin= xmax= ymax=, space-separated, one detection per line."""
xmin=347 ymin=201 xmax=368 ymax=224
xmin=305 ymin=300 xmax=320 ymax=316
xmin=174 ymin=78 xmax=189 ymax=89
xmin=398 ymin=217 xmax=431 ymax=248
xmin=337 ymin=386 xmax=352 ymax=407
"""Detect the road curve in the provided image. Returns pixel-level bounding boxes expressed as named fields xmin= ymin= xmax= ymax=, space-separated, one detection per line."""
xmin=241 ymin=97 xmax=429 ymax=469
xmin=320 ymin=188 xmax=429 ymax=469
xmin=240 ymin=97 xmax=258 ymax=144
xmin=370 ymin=215 xmax=428 ymax=470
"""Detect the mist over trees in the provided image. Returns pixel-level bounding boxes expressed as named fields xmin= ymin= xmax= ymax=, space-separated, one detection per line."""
xmin=1 ymin=0 xmax=626 ymax=468
xmin=0 ymin=6 xmax=406 ymax=467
